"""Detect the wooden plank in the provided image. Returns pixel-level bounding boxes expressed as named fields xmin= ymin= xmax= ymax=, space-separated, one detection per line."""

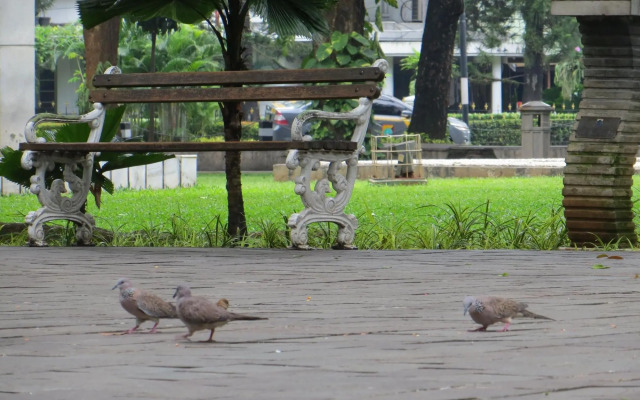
xmin=92 ymin=66 xmax=385 ymax=88
xmin=89 ymin=84 xmax=380 ymax=104
xmin=19 ymin=140 xmax=358 ymax=153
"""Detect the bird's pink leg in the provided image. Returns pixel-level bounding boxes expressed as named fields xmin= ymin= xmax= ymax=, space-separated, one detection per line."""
xmin=468 ymin=326 xmax=487 ymax=332
xmin=499 ymin=323 xmax=511 ymax=332
xmin=175 ymin=332 xmax=192 ymax=340
xmin=147 ymin=321 xmax=160 ymax=334
xmin=204 ymin=329 xmax=216 ymax=343
xmin=124 ymin=325 xmax=139 ymax=334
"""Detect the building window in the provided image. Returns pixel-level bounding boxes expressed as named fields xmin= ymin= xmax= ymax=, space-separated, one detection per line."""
xmin=37 ymin=69 xmax=56 ymax=113
xmin=401 ymin=0 xmax=426 ymax=22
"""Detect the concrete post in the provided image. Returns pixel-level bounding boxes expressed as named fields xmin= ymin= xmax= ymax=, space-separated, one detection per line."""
xmin=0 ymin=0 xmax=35 ymax=149
xmin=520 ymin=101 xmax=552 ymax=158
xmin=491 ymin=56 xmax=503 ymax=114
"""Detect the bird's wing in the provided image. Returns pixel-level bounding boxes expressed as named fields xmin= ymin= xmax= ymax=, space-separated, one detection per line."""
xmin=487 ymin=297 xmax=521 ymax=319
xmin=137 ymin=291 xmax=177 ymax=318
xmin=179 ymin=296 xmax=229 ymax=324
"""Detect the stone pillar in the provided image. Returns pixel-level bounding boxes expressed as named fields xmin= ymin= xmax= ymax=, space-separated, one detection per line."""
xmin=491 ymin=56 xmax=503 ymax=114
xmin=0 ymin=0 xmax=35 ymax=149
xmin=520 ymin=101 xmax=552 ymax=158
xmin=552 ymin=1 xmax=640 ymax=246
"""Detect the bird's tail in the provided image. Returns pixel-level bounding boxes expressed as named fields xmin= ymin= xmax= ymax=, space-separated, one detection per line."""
xmin=521 ymin=310 xmax=554 ymax=321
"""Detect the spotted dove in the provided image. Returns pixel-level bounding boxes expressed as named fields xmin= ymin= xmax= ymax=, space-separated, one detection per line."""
xmin=173 ymin=284 xmax=266 ymax=342
xmin=112 ymin=278 xmax=177 ymax=334
xmin=463 ymin=295 xmax=554 ymax=332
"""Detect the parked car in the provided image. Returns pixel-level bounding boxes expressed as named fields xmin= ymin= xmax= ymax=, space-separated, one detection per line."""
xmin=263 ymin=95 xmax=471 ymax=144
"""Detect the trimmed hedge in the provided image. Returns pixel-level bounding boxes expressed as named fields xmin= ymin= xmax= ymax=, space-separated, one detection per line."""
xmin=449 ymin=112 xmax=576 ymax=146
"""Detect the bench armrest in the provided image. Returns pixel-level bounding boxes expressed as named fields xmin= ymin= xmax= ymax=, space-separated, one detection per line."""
xmin=23 ymin=103 xmax=107 ymax=144
xmin=290 ymin=97 xmax=374 ymax=147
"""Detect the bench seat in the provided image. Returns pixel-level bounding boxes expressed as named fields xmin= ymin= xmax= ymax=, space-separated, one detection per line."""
xmin=18 ymin=59 xmax=389 ymax=248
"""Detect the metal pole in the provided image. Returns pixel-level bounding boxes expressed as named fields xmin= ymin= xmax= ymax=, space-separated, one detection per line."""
xmin=459 ymin=12 xmax=469 ymax=124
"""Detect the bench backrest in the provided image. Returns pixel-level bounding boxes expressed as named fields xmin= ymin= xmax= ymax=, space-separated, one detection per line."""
xmin=89 ymin=65 xmax=385 ymax=104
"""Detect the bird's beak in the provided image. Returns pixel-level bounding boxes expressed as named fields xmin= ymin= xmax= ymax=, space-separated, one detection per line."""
xmin=111 ymin=284 xmax=118 ymax=290
xmin=172 ymin=288 xmax=178 ymax=299
xmin=463 ymin=305 xmax=469 ymax=316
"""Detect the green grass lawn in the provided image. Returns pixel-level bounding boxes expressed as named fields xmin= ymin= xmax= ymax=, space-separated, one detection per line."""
xmin=0 ymin=173 xmax=628 ymax=249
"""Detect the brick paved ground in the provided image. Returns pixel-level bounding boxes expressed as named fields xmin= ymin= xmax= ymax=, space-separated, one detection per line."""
xmin=1 ymin=247 xmax=639 ymax=399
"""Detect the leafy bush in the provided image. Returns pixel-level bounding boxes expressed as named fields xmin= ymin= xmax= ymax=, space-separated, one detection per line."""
xmin=447 ymin=112 xmax=576 ymax=146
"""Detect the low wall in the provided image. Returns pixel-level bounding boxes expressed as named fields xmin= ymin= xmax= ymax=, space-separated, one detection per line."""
xmin=197 ymin=150 xmax=288 ymax=171
xmin=273 ymin=159 xmax=566 ymax=181
xmin=1 ymin=155 xmax=197 ymax=196
xmin=195 ymin=146 xmax=569 ymax=172
xmin=421 ymin=145 xmax=568 ymax=159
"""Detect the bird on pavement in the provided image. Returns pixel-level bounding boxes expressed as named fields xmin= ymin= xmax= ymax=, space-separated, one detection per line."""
xmin=173 ymin=284 xmax=267 ymax=342
xmin=112 ymin=278 xmax=177 ymax=334
xmin=463 ymin=295 xmax=554 ymax=332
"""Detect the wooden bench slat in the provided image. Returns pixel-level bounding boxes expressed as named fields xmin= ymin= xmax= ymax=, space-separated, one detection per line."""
xmin=89 ymin=84 xmax=380 ymax=104
xmin=92 ymin=66 xmax=385 ymax=88
xmin=19 ymin=141 xmax=358 ymax=153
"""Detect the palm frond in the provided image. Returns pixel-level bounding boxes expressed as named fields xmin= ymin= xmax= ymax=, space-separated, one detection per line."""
xmin=77 ymin=0 xmax=220 ymax=29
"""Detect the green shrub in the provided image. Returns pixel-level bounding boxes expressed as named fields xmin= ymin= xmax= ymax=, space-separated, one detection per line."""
xmin=447 ymin=112 xmax=576 ymax=146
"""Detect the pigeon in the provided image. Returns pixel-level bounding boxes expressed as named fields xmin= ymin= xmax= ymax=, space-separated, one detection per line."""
xmin=112 ymin=278 xmax=177 ymax=334
xmin=463 ymin=295 xmax=554 ymax=332
xmin=173 ymin=284 xmax=267 ymax=342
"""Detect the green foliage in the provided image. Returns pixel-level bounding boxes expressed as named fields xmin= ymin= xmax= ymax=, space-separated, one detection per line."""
xmin=0 ymin=174 xmax=576 ymax=249
xmin=301 ymin=31 xmax=384 ymax=140
xmin=554 ymin=53 xmax=584 ymax=101
xmin=445 ymin=112 xmax=575 ymax=145
xmin=464 ymin=0 xmax=582 ymax=101
xmin=36 ymin=0 xmax=56 ymax=16
xmin=35 ymin=23 xmax=85 ymax=71
xmin=0 ymin=106 xmax=173 ymax=207
xmin=118 ymin=21 xmax=224 ymax=140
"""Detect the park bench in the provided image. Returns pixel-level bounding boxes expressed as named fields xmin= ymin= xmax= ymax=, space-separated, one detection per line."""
xmin=18 ymin=59 xmax=389 ymax=248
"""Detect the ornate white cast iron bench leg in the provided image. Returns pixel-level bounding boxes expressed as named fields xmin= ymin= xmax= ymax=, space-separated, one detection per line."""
xmin=285 ymin=58 xmax=389 ymax=250
xmin=20 ymin=104 xmax=106 ymax=246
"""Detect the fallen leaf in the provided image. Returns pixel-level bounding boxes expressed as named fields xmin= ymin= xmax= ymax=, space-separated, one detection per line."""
xmin=592 ymin=264 xmax=610 ymax=269
xmin=500 ymin=272 xmax=509 ymax=277
xmin=596 ymin=254 xmax=609 ymax=259
xmin=634 ymin=274 xmax=639 ymax=279
xmin=608 ymin=255 xmax=624 ymax=260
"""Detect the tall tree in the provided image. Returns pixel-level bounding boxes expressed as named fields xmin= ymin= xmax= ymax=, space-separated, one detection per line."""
xmin=136 ymin=18 xmax=178 ymax=141
xmin=77 ymin=0 xmax=335 ymax=239
xmin=464 ymin=0 xmax=581 ymax=103
xmin=325 ymin=0 xmax=365 ymax=34
xmin=519 ymin=0 xmax=546 ymax=102
xmin=407 ymin=0 xmax=464 ymax=140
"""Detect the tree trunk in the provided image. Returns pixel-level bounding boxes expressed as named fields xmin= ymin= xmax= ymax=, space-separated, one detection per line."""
xmin=148 ymin=31 xmax=156 ymax=142
xmin=220 ymin=1 xmax=249 ymax=239
xmin=521 ymin=1 xmax=545 ymax=102
xmin=407 ymin=0 xmax=464 ymax=140
xmin=83 ymin=17 xmax=120 ymax=89
xmin=326 ymin=0 xmax=365 ymax=34
xmin=222 ymin=100 xmax=247 ymax=238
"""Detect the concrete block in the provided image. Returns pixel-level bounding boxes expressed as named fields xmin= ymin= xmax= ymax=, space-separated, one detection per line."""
xmin=146 ymin=161 xmax=164 ymax=189
xmin=179 ymin=155 xmax=197 ymax=187
xmin=164 ymin=158 xmax=180 ymax=189
xmin=111 ymin=168 xmax=129 ymax=189
xmin=1 ymin=177 xmax=22 ymax=195
xmin=128 ymin=165 xmax=146 ymax=190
